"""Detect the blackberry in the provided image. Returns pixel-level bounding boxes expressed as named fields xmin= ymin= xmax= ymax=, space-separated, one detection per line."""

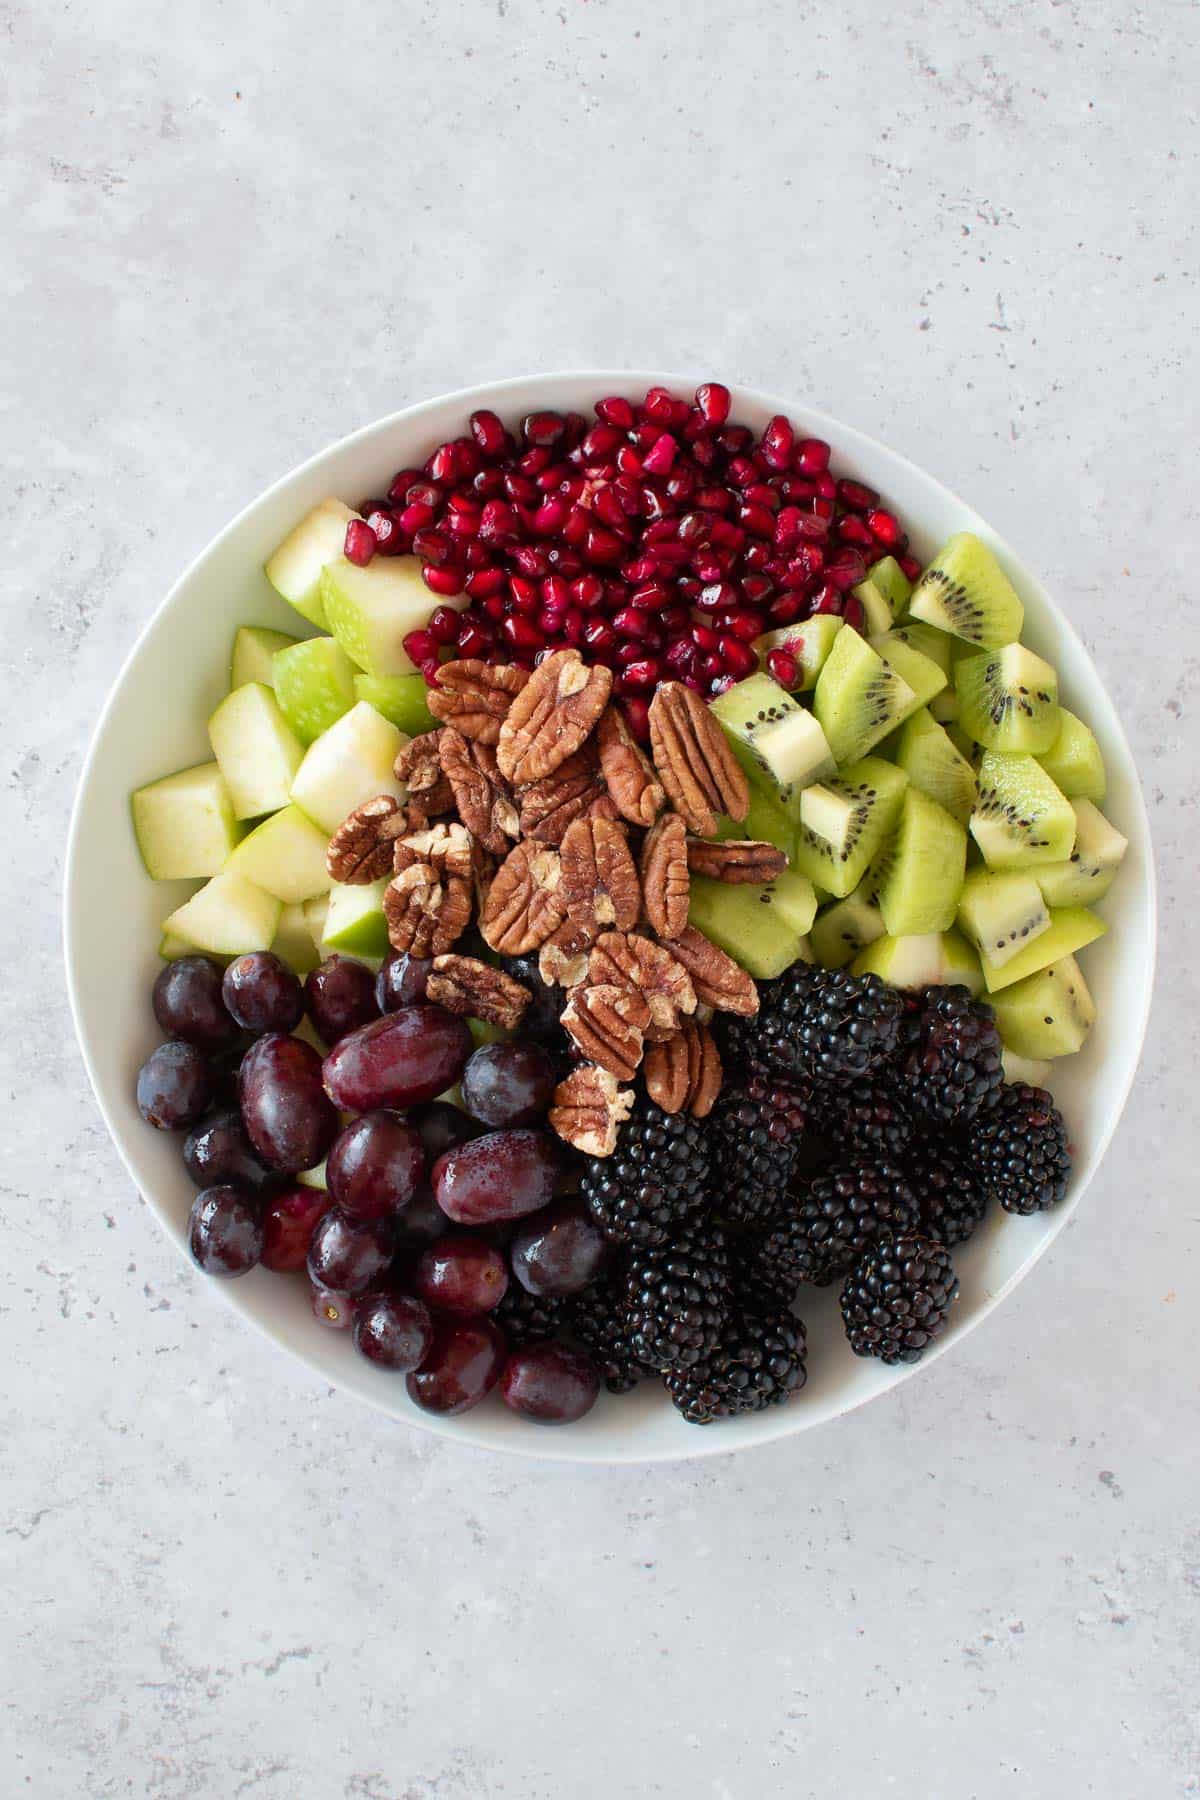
xmin=965 ymin=1083 xmax=1071 ymax=1215
xmin=624 ymin=1217 xmax=731 ymax=1371
xmin=896 ymin=985 xmax=1004 ymax=1125
xmin=494 ymin=1283 xmax=568 ymax=1347
xmin=580 ymin=1093 xmax=711 ymax=1247
xmin=709 ymin=1072 xmax=811 ymax=1226
xmin=814 ymin=1079 xmax=916 ymax=1162
xmin=752 ymin=1159 xmax=920 ymax=1292
xmin=500 ymin=954 xmax=566 ymax=1046
xmin=722 ymin=963 xmax=903 ymax=1087
xmin=568 ymin=1275 xmax=642 ymax=1394
xmin=840 ymin=1230 xmax=959 ymax=1364
xmin=911 ymin=1144 xmax=988 ymax=1247
xmin=665 ymin=1306 xmax=808 ymax=1424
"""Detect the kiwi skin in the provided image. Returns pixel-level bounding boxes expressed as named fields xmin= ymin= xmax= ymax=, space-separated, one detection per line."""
xmin=909 ymin=533 xmax=1025 ymax=648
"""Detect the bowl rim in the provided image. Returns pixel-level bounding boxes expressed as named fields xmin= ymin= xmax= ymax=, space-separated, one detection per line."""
xmin=63 ymin=370 xmax=1158 ymax=1464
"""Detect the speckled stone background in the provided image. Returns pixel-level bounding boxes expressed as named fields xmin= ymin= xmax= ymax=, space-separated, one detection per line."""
xmin=3 ymin=1 xmax=1198 ymax=1794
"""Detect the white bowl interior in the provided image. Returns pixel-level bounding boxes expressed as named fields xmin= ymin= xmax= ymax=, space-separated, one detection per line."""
xmin=64 ymin=374 xmax=1156 ymax=1462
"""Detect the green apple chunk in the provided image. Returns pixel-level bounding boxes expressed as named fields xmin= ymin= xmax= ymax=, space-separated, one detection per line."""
xmin=321 ymin=878 xmax=390 ymax=959
xmin=290 ymin=701 xmax=407 ymax=835
xmin=225 ymin=802 xmax=332 ymax=903
xmin=354 ymin=673 xmax=439 ymax=736
xmin=265 ymin=498 xmax=360 ymax=629
xmin=161 ymin=871 xmax=281 ymax=957
xmin=159 ymin=931 xmax=200 ymax=960
xmin=321 ymin=555 xmax=465 ymax=677
xmin=273 ymin=636 xmax=358 ymax=745
xmin=304 ymin=894 xmax=330 ymax=950
xmin=272 ymin=901 xmax=320 ymax=977
xmin=132 ymin=762 xmax=243 ymax=880
xmin=208 ymin=682 xmax=305 ymax=820
xmin=230 ymin=625 xmax=298 ymax=690
xmin=296 ymin=1159 xmax=328 ymax=1191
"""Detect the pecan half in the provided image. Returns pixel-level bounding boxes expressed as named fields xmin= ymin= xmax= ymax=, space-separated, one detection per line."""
xmin=648 ymin=682 xmax=750 ymax=835
xmin=596 ymin=706 xmax=665 ymax=828
xmin=383 ymin=862 xmax=472 ymax=958
xmin=426 ymin=955 xmax=531 ymax=1029
xmin=479 ymin=842 xmax=568 ymax=955
xmin=538 ymin=916 xmax=596 ymax=989
xmin=393 ymin=819 xmax=478 ymax=882
xmin=426 ymin=659 xmax=528 ymax=744
xmin=661 ymin=924 xmax=759 ymax=1017
xmin=643 ymin=1020 xmax=723 ymax=1119
xmin=517 ymin=743 xmax=617 ymax=846
xmin=439 ymin=727 xmax=519 ymax=856
xmin=548 ymin=1064 xmax=634 ymax=1158
xmin=559 ymin=983 xmax=651 ymax=1083
xmin=587 ymin=931 xmax=695 ymax=1042
xmin=395 ymin=732 xmax=454 ymax=817
xmin=327 ymin=795 xmax=409 ymax=884
xmin=496 ymin=649 xmax=612 ymax=785
xmin=685 ymin=837 xmax=789 ymax=884
xmin=560 ymin=815 xmax=640 ymax=933
xmin=639 ymin=812 xmax=690 ymax=939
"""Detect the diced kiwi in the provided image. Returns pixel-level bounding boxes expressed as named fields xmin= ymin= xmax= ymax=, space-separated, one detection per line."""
xmin=810 ymin=875 xmax=885 ymax=970
xmin=161 ymin=871 xmax=281 ymax=957
xmin=990 ymin=954 xmax=1095 ymax=1058
xmin=273 ymin=637 xmax=359 ymax=745
xmin=132 ymin=762 xmax=243 ymax=880
xmin=1038 ymin=707 xmax=1106 ymax=802
xmin=869 ymin=632 xmax=948 ymax=711
xmin=869 ymin=789 xmax=966 ymax=935
xmin=863 ymin=555 xmax=913 ymax=618
xmin=852 ymin=932 xmax=946 ymax=988
xmin=353 ymin=672 xmax=439 ymax=736
xmin=225 ymin=802 xmax=332 ymax=904
xmin=208 ymin=682 xmax=305 ymax=820
xmin=929 ymin=687 xmax=959 ymax=724
xmin=713 ymin=784 xmax=798 ymax=860
xmin=753 ymin=617 xmax=844 ymax=691
xmin=687 ymin=869 xmax=818 ymax=979
xmin=230 ymin=625 xmax=298 ymax=690
xmin=711 ymin=672 xmax=835 ymax=805
xmin=1001 ymin=1048 xmax=1052 ymax=1087
xmin=265 ymin=498 xmax=360 ymax=629
xmin=321 ymin=878 xmax=391 ymax=959
xmin=813 ymin=629 xmax=919 ymax=766
xmin=290 ymin=700 xmax=407 ymax=835
xmin=940 ymin=929 xmax=985 ymax=996
xmin=981 ymin=906 xmax=1106 ymax=993
xmin=272 ymin=900 xmax=320 ymax=977
xmin=879 ymin=620 xmax=954 ymax=675
xmin=957 ymin=869 xmax=1050 ymax=969
xmin=970 ymin=751 xmax=1076 ymax=870
xmin=955 ymin=643 xmax=1061 ymax=755
xmin=909 ymin=533 xmax=1025 ymax=647
xmin=946 ymin=720 xmax=981 ymax=765
xmin=1033 ymin=799 xmax=1127 ymax=907
xmin=789 ymin=756 xmax=908 ymax=898
xmin=852 ymin=575 xmax=893 ymax=636
xmin=892 ymin=708 xmax=978 ymax=826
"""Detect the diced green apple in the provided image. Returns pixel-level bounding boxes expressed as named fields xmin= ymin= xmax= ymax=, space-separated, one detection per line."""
xmin=161 ymin=871 xmax=281 ymax=957
xmin=131 ymin=762 xmax=243 ymax=880
xmin=304 ymin=894 xmax=330 ymax=950
xmin=321 ymin=878 xmax=390 ymax=959
xmin=321 ymin=556 xmax=466 ymax=677
xmin=272 ymin=636 xmax=358 ymax=745
xmin=290 ymin=700 xmax=407 ymax=835
xmin=225 ymin=802 xmax=332 ymax=903
xmin=230 ymin=625 xmax=298 ymax=690
xmin=353 ymin=673 xmax=439 ymax=736
xmin=208 ymin=683 xmax=305 ymax=820
xmin=265 ymin=498 xmax=359 ymax=629
xmin=272 ymin=901 xmax=320 ymax=976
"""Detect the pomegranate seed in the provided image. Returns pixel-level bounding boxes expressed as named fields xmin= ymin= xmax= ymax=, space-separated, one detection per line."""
xmin=585 ymin=525 xmax=625 ymax=564
xmin=724 ymin=608 xmax=766 ymax=643
xmin=466 ymin=566 xmax=505 ymax=600
xmin=696 ymin=485 xmax=734 ymax=515
xmin=596 ymin=395 xmax=635 ymax=429
xmin=481 ymin=593 xmax=506 ymax=621
xmin=779 ymin=476 xmax=818 ymax=502
xmin=760 ymin=415 xmax=794 ymax=472
xmin=613 ymin=477 xmax=644 ymax=516
xmin=616 ymin=445 xmax=644 ymax=478
xmin=692 ymin=553 xmax=723 ymax=583
xmin=398 ymin=500 xmax=435 ymax=536
xmin=742 ymin=541 xmax=771 ymax=574
xmin=810 ymin=583 xmax=845 ymax=615
xmin=690 ymin=435 xmax=720 ymax=470
xmin=837 ymin=478 xmax=878 ymax=512
xmin=699 ymin=651 xmax=725 ymax=681
xmin=742 ymin=573 xmax=775 ymax=604
xmin=582 ymin=619 xmax=616 ymax=655
xmin=642 ymin=387 xmax=678 ymax=424
xmin=504 ymin=472 xmax=538 ymax=507
xmin=479 ymin=500 xmax=520 ymax=545
xmin=694 ymin=382 xmax=731 ymax=426
xmin=665 ymin=638 xmax=697 ymax=675
xmin=386 ymin=468 xmax=423 ymax=503
xmin=508 ymin=576 xmax=540 ymax=614
xmin=522 ymin=412 xmax=565 ymax=449
xmin=422 ymin=564 xmax=465 ymax=597
xmin=769 ymin=594 xmax=804 ymax=626
xmin=570 ymin=575 xmax=605 ymax=611
xmin=403 ymin=629 xmax=438 ymax=664
xmin=815 ymin=473 xmax=837 ymax=501
xmin=581 ymin=424 xmax=624 ymax=462
xmin=718 ymin=425 xmax=752 ymax=456
xmin=427 ymin=605 xmax=461 ymax=644
xmin=470 ymin=410 xmax=508 ymax=458
xmin=545 ymin=544 xmax=584 ymax=577
xmin=867 ymin=508 xmax=902 ymax=547
xmin=593 ymin=487 xmax=632 ymax=534
xmin=344 ymin=519 xmax=377 ymax=566
xmin=534 ymin=462 xmax=569 ymax=493
xmin=621 ymin=696 xmax=651 ymax=741
xmin=794 ymin=438 xmax=831 ymax=476
xmin=900 ymin=554 xmax=923 ymax=583
xmin=474 ymin=467 xmax=505 ymax=498
xmin=618 ymin=658 xmax=661 ymax=691
xmin=642 ymin=433 xmax=678 ymax=477
xmin=541 ymin=575 xmax=571 ymax=610
xmin=562 ymin=506 xmax=590 ymax=547
xmin=666 ymin=468 xmax=696 ymax=503
xmin=413 ymin=527 xmax=452 ymax=567
xmin=406 ymin=481 xmax=442 ymax=510
xmin=814 ymin=495 xmax=836 ymax=520
xmin=517 ymin=447 xmax=551 ymax=478
xmin=738 ymin=501 xmax=776 ymax=540
xmin=766 ymin=648 xmax=799 ymax=688
xmin=677 ymin=511 xmax=710 ymax=546
xmin=501 ymin=615 xmax=546 ymax=651
xmin=843 ymin=596 xmax=867 ymax=632
xmin=512 ymin=544 xmax=551 ymax=578
xmin=563 ymin=412 xmax=588 ymax=447
xmin=826 ymin=547 xmax=868 ymax=591
xmin=561 ymin=609 xmax=585 ymax=646
xmin=836 ymin=515 xmax=875 ymax=548
xmin=709 ymin=518 xmax=746 ymax=551
xmin=365 ymin=510 xmax=405 ymax=555
xmin=447 ymin=489 xmax=482 ymax=516
xmin=718 ymin=636 xmax=758 ymax=677
xmin=428 ymin=442 xmax=459 ymax=484
xmin=661 ymin=604 xmax=692 ymax=633
xmin=456 ymin=619 xmax=491 ymax=658
xmin=630 ymin=581 xmax=672 ymax=611
xmin=697 ymin=580 xmax=738 ymax=612
xmin=727 ymin=456 xmax=758 ymax=489
xmin=611 ymin=606 xmax=659 ymax=640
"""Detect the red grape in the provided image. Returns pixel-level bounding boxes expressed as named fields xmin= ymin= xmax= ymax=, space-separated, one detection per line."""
xmin=239 ymin=1033 xmax=339 ymax=1172
xmin=406 ymin=1317 xmax=508 ymax=1415
xmin=433 ymin=1129 xmax=558 ymax=1225
xmin=188 ymin=1185 xmax=264 ymax=1277
xmin=182 ymin=1108 xmax=273 ymax=1191
xmin=222 ymin=952 xmax=304 ymax=1033
xmin=510 ymin=1200 xmax=609 ymax=1297
xmin=376 ymin=951 xmax=431 ymax=1012
xmin=305 ymin=955 xmax=379 ymax=1044
xmin=260 ymin=1184 xmax=330 ymax=1273
xmin=322 ymin=1007 xmax=471 ymax=1112
xmin=306 ymin=1207 xmax=394 ymax=1295
xmin=460 ymin=1042 xmax=557 ymax=1127
xmin=137 ymin=1041 xmax=214 ymax=1131
xmin=354 ymin=1291 xmax=434 ymax=1371
xmin=501 ymin=1342 xmax=600 ymax=1423
xmin=153 ymin=955 xmax=236 ymax=1052
xmin=413 ymin=1236 xmax=509 ymax=1315
xmin=325 ymin=1112 xmax=426 ymax=1221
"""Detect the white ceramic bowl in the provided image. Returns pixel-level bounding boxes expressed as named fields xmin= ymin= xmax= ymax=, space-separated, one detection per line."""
xmin=64 ymin=373 xmax=1156 ymax=1463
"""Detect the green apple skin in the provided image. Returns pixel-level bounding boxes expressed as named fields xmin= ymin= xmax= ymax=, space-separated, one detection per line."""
xmin=272 ymin=636 xmax=358 ymax=745
xmin=265 ymin=499 xmax=359 ymax=629
xmin=132 ymin=762 xmax=243 ymax=880
xmin=230 ymin=625 xmax=298 ymax=690
xmin=353 ymin=673 xmax=438 ymax=736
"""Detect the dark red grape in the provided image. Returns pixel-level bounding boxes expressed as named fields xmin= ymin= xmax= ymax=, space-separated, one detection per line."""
xmin=325 ymin=1112 xmax=426 ymax=1222
xmin=222 ymin=952 xmax=304 ymax=1033
xmin=433 ymin=1129 xmax=558 ymax=1225
xmin=414 ymin=1236 xmax=509 ymax=1315
xmin=406 ymin=1316 xmax=508 ymax=1415
xmin=306 ymin=1206 xmax=394 ymax=1295
xmin=510 ymin=1200 xmax=609 ymax=1297
xmin=260 ymin=1184 xmax=330 ymax=1272
xmin=239 ymin=1033 xmax=338 ymax=1172
xmin=497 ymin=955 xmax=562 ymax=1042
xmin=188 ymin=1184 xmax=264 ymax=1277
xmin=137 ymin=1041 xmax=214 ymax=1130
xmin=152 ymin=955 xmax=236 ymax=1052
xmin=310 ymin=1284 xmax=357 ymax=1330
xmin=354 ymin=1291 xmax=434 ymax=1371
xmin=460 ymin=1042 xmax=557 ymax=1128
xmin=182 ymin=1108 xmax=274 ymax=1191
xmin=392 ymin=1186 xmax=454 ymax=1250
xmin=305 ymin=955 xmax=379 ymax=1044
xmin=322 ymin=1007 xmax=471 ymax=1112
xmin=501 ymin=1342 xmax=600 ymax=1424
xmin=376 ymin=951 xmax=431 ymax=1012
xmin=410 ymin=1100 xmax=478 ymax=1160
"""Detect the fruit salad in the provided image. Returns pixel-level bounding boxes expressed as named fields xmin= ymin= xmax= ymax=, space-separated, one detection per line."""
xmin=129 ymin=383 xmax=1124 ymax=1429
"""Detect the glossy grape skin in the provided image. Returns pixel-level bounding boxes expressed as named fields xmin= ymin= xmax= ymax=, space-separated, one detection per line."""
xmin=376 ymin=951 xmax=431 ymax=1012
xmin=306 ymin=1207 xmax=394 ymax=1295
xmin=409 ymin=1101 xmax=478 ymax=1161
xmin=354 ymin=1291 xmax=434 ymax=1371
xmin=304 ymin=955 xmax=379 ymax=1044
xmin=460 ymin=1043 xmax=557 ymax=1128
xmin=188 ymin=1184 xmax=264 ymax=1277
xmin=413 ymin=1236 xmax=509 ymax=1316
xmin=136 ymin=1041 xmax=214 ymax=1131
xmin=433 ymin=1129 xmax=558 ymax=1225
xmin=325 ymin=1112 xmax=426 ymax=1222
xmin=310 ymin=1284 xmax=358 ymax=1331
xmin=260 ymin=1185 xmax=330 ymax=1273
xmin=406 ymin=1317 xmax=508 ymax=1415
xmin=510 ymin=1200 xmax=609 ymax=1297
xmin=322 ymin=1007 xmax=472 ymax=1112
xmin=182 ymin=1108 xmax=274 ymax=1192
xmin=392 ymin=1186 xmax=455 ymax=1250
xmin=239 ymin=1033 xmax=338 ymax=1173
xmin=152 ymin=956 xmax=237 ymax=1052
xmin=222 ymin=952 xmax=305 ymax=1033
xmin=500 ymin=1342 xmax=600 ymax=1424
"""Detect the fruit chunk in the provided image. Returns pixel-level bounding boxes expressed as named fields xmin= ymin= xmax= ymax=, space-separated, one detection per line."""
xmin=132 ymin=762 xmax=242 ymax=880
xmin=231 ymin=625 xmax=297 ymax=690
xmin=869 ymin=632 xmax=948 ymax=711
xmin=208 ymin=682 xmax=305 ymax=820
xmin=861 ymin=554 xmax=913 ymax=618
xmin=869 ymin=789 xmax=967 ymax=935
xmin=273 ymin=636 xmax=358 ymax=745
xmin=265 ymin=498 xmax=359 ymax=629
xmin=225 ymin=802 xmax=332 ymax=903
xmin=1001 ymin=1048 xmax=1052 ymax=1086
xmin=711 ymin=672 xmax=835 ymax=805
xmin=908 ymin=532 xmax=1025 ymax=648
xmin=1038 ymin=707 xmax=1106 ymax=803
xmin=955 ymin=642 xmax=1061 ymax=754
xmin=161 ymin=870 xmax=281 ymax=957
xmin=957 ymin=869 xmax=1051 ymax=969
xmin=321 ymin=878 xmax=391 ymax=960
xmin=271 ymin=900 xmax=320 ymax=977
xmin=1034 ymin=799 xmax=1127 ymax=907
xmin=290 ymin=700 xmax=407 ymax=834
xmin=852 ymin=574 xmax=893 ymax=635
xmin=814 ymin=626 xmax=918 ymax=766
xmin=753 ymin=616 xmax=843 ymax=691
xmin=981 ymin=906 xmax=1106 ymax=993
xmin=878 ymin=620 xmax=955 ymax=676
xmin=892 ymin=709 xmax=977 ymax=826
xmin=790 ymin=756 xmax=908 ymax=898
xmin=989 ymin=954 xmax=1095 ymax=1058
xmin=687 ymin=869 xmax=818 ymax=978
xmin=939 ymin=928 xmax=985 ymax=996
xmin=353 ymin=673 xmax=439 ymax=736
xmin=809 ymin=877 xmax=884 ymax=970
xmin=970 ymin=751 xmax=1076 ymax=870
xmin=321 ymin=555 xmax=464 ymax=676
xmin=303 ymin=894 xmax=329 ymax=949
xmin=851 ymin=929 xmax=982 ymax=995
